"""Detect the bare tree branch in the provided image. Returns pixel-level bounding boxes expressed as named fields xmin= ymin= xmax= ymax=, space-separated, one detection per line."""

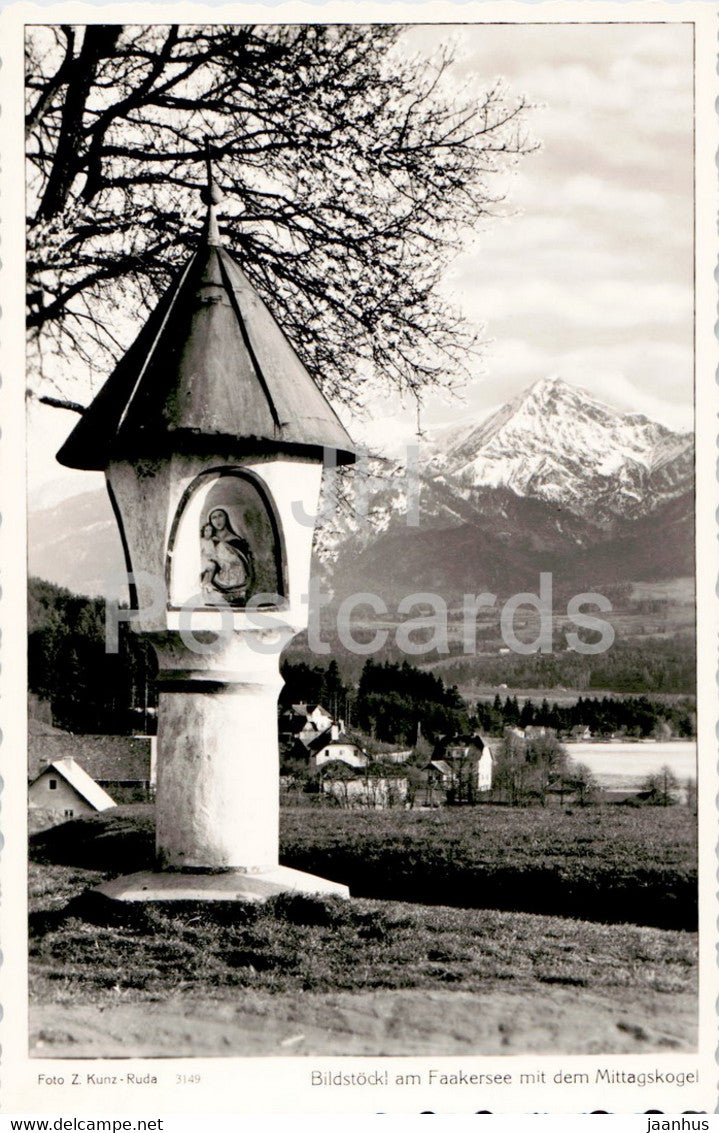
xmin=37 ymin=394 xmax=87 ymax=414
xmin=26 ymin=23 xmax=540 ymax=410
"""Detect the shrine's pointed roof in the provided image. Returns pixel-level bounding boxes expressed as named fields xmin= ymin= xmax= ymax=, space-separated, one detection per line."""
xmin=57 ymin=186 xmax=356 ymax=470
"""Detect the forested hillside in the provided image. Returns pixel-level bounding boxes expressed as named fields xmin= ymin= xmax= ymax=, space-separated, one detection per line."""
xmin=28 ymin=578 xmax=695 ymax=739
xmin=28 ymin=578 xmax=157 ymax=734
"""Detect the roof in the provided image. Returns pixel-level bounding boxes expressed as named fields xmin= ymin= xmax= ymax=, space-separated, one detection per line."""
xmin=28 ymin=733 xmax=152 ymax=782
xmin=288 ymin=703 xmax=330 ymax=718
xmin=327 ymin=731 xmax=356 ymax=746
xmin=57 ymin=209 xmax=356 ymax=471
xmin=305 ymin=729 xmax=333 ymax=753
xmin=34 ymin=759 xmax=117 ymax=812
xmin=428 ymin=759 xmax=453 ymax=777
xmin=435 ymin=733 xmax=491 ymax=760
xmin=306 ymin=728 xmax=360 ymax=754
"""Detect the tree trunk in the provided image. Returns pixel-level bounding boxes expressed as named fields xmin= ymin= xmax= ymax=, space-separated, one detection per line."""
xmin=36 ymin=25 xmax=121 ymax=221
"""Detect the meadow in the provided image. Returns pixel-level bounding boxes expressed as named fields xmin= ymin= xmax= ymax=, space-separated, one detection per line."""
xmin=281 ymin=804 xmax=696 ymax=930
xmin=28 ymin=805 xmax=697 ymax=1054
xmin=30 ymin=862 xmax=695 ymax=1007
xmin=32 ymin=802 xmax=697 ymax=931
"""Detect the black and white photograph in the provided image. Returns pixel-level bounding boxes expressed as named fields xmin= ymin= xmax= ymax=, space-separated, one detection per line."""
xmin=3 ymin=5 xmax=716 ymax=1116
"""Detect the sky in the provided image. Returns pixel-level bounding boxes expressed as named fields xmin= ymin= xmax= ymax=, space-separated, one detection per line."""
xmin=29 ymin=20 xmax=694 ymax=502
xmin=350 ymin=21 xmax=694 ymax=455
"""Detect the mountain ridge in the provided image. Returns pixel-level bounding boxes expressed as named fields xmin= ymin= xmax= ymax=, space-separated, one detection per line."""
xmin=427 ymin=376 xmax=692 ymax=523
xmin=28 ymin=376 xmax=694 ymax=600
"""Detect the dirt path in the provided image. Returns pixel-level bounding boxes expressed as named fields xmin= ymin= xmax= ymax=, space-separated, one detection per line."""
xmin=31 ymin=987 xmax=696 ymax=1058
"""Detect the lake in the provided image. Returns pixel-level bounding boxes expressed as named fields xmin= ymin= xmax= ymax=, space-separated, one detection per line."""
xmin=566 ymin=741 xmax=696 ymax=790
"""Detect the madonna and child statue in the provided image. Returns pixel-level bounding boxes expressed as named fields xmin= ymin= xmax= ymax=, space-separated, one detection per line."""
xmin=200 ymin=507 xmax=255 ymax=605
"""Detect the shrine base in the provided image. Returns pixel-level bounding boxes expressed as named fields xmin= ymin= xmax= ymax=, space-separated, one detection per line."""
xmin=94 ymin=865 xmax=350 ymax=903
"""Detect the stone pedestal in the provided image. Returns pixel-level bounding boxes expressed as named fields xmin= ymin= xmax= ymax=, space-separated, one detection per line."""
xmin=96 ymin=866 xmax=349 ymax=903
xmin=97 ymin=631 xmax=349 ymax=903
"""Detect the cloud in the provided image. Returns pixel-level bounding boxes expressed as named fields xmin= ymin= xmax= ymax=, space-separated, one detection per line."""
xmin=449 ymin=270 xmax=690 ymax=336
xmin=360 ymin=24 xmax=696 ymax=449
xmin=562 ymin=368 xmax=694 ymax=432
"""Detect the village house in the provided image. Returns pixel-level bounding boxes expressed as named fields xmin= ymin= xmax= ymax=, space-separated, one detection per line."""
xmin=318 ymin=760 xmax=409 ymax=809
xmin=302 ymin=724 xmax=367 ymax=773
xmin=279 ymin=702 xmax=421 ymax=807
xmin=425 ymin=733 xmax=493 ymax=800
xmin=29 ymin=758 xmax=116 ymax=832
xmin=310 ymin=737 xmax=366 ymax=773
xmin=569 ymin=725 xmax=592 ymax=741
xmin=279 ymin=702 xmax=334 ymax=747
xmin=280 ymin=716 xmax=418 ymax=808
xmin=280 ymin=702 xmax=369 ymax=775
xmin=425 ymin=758 xmax=454 ymax=787
xmin=28 ymin=722 xmax=156 ymax=802
xmin=524 ymin=725 xmax=549 ymax=741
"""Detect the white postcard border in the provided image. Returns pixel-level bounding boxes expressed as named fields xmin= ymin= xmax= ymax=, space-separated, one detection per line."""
xmin=1 ymin=1 xmax=716 ymax=1115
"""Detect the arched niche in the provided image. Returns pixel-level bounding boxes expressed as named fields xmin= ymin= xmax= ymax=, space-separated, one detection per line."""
xmin=167 ymin=468 xmax=286 ymax=611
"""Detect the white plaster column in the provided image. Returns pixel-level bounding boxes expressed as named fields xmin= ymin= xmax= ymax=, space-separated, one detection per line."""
xmin=99 ymin=625 xmax=349 ymax=900
xmin=151 ymin=631 xmax=287 ymax=872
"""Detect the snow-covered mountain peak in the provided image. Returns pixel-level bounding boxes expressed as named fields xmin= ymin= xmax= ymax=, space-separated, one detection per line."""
xmin=432 ymin=376 xmax=692 ymax=521
xmin=523 ymin=374 xmax=577 ymax=401
xmin=29 ymin=376 xmax=693 ymax=595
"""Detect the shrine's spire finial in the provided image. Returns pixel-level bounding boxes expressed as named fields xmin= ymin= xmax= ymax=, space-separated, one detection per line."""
xmin=201 ymin=137 xmax=225 ymax=246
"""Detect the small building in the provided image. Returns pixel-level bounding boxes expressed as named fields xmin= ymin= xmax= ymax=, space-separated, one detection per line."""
xmin=438 ymin=734 xmax=493 ymax=791
xmin=279 ymin=702 xmax=335 ymax=747
xmin=425 ymin=733 xmax=493 ymax=800
xmin=307 ymin=725 xmax=367 ymax=773
xmin=524 ymin=725 xmax=549 ymax=741
xmin=318 ymin=761 xmax=408 ymax=808
xmin=569 ymin=725 xmax=592 ymax=742
xmin=28 ymin=729 xmax=155 ymax=802
xmin=29 ymin=758 xmax=116 ymax=832
xmin=426 ymin=759 xmax=454 ymax=786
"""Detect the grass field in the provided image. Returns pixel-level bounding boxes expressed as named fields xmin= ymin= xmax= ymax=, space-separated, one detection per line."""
xmin=31 ymin=803 xmax=697 ymax=930
xmin=280 ymin=805 xmax=696 ymax=930
xmin=30 ymin=862 xmax=696 ymax=1006
xmin=28 ymin=807 xmax=698 ymax=1055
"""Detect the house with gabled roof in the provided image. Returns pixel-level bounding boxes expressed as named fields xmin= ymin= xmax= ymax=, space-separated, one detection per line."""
xmin=569 ymin=725 xmax=592 ymax=742
xmin=316 ymin=758 xmax=408 ymax=809
xmin=303 ymin=723 xmax=367 ymax=773
xmin=29 ymin=758 xmax=117 ymax=831
xmin=426 ymin=759 xmax=454 ymax=785
xmin=28 ymin=723 xmax=155 ymax=802
xmin=424 ymin=733 xmax=493 ymax=800
xmin=279 ymin=702 xmax=334 ymax=747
